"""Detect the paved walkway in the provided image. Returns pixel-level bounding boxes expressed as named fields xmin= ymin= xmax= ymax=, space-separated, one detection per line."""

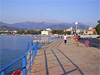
xmin=27 ymin=38 xmax=100 ymax=75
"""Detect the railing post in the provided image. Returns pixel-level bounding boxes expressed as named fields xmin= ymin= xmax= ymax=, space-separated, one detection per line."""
xmin=23 ymin=55 xmax=26 ymax=75
xmin=46 ymin=39 xmax=47 ymax=44
xmin=34 ymin=42 xmax=38 ymax=59
xmin=29 ymin=51 xmax=31 ymax=73
xmin=35 ymin=42 xmax=38 ymax=56
xmin=48 ymin=38 xmax=49 ymax=44
xmin=32 ymin=48 xmax=34 ymax=65
xmin=31 ymin=41 xmax=33 ymax=45
xmin=39 ymin=40 xmax=41 ymax=49
xmin=44 ymin=40 xmax=45 ymax=46
xmin=42 ymin=40 xmax=43 ymax=47
xmin=1 ymin=71 xmax=4 ymax=75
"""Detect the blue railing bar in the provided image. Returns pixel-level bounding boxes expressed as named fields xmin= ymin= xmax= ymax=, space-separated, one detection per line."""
xmin=23 ymin=55 xmax=26 ymax=75
xmin=0 ymin=38 xmax=60 ymax=75
xmin=48 ymin=38 xmax=49 ymax=44
xmin=0 ymin=41 xmax=37 ymax=73
xmin=29 ymin=51 xmax=31 ymax=73
xmin=16 ymin=67 xmax=24 ymax=75
xmin=1 ymin=71 xmax=4 ymax=75
xmin=31 ymin=42 xmax=33 ymax=45
xmin=0 ymin=55 xmax=24 ymax=72
xmin=33 ymin=51 xmax=35 ymax=62
xmin=32 ymin=49 xmax=34 ymax=65
xmin=42 ymin=40 xmax=43 ymax=47
xmin=24 ymin=46 xmax=34 ymax=55
xmin=26 ymin=56 xmax=32 ymax=63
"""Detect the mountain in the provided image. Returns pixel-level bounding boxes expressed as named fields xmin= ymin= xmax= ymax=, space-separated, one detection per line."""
xmin=0 ymin=24 xmax=25 ymax=31
xmin=0 ymin=21 xmax=10 ymax=26
xmin=0 ymin=21 xmax=91 ymax=30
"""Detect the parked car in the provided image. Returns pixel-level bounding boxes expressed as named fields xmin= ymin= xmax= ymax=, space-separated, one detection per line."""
xmin=77 ymin=34 xmax=80 ymax=38
xmin=97 ymin=36 xmax=100 ymax=38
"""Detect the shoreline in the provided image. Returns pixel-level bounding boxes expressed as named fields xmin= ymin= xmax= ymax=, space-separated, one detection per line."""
xmin=0 ymin=34 xmax=61 ymax=37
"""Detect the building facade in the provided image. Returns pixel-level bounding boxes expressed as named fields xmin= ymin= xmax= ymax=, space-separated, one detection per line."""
xmin=41 ymin=30 xmax=50 ymax=35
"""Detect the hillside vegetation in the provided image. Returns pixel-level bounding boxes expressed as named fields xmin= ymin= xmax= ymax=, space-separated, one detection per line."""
xmin=95 ymin=20 xmax=100 ymax=35
xmin=0 ymin=24 xmax=25 ymax=31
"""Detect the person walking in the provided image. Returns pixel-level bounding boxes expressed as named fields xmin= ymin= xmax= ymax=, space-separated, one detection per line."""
xmin=74 ymin=34 xmax=79 ymax=46
xmin=64 ymin=34 xmax=68 ymax=44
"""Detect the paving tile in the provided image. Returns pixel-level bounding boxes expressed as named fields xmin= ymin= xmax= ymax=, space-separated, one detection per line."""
xmin=27 ymin=39 xmax=100 ymax=75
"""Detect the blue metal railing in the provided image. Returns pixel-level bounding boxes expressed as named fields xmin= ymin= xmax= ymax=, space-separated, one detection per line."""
xmin=0 ymin=37 xmax=61 ymax=75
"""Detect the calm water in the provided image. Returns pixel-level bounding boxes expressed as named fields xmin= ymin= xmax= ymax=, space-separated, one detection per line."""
xmin=0 ymin=35 xmax=49 ymax=75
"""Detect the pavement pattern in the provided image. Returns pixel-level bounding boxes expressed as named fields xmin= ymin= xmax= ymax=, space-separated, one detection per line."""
xmin=27 ymin=38 xmax=100 ymax=75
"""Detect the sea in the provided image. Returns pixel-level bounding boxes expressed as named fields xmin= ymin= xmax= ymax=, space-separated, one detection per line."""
xmin=0 ymin=35 xmax=50 ymax=75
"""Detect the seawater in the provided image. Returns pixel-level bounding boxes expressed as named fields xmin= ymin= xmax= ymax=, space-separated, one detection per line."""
xmin=0 ymin=35 xmax=50 ymax=75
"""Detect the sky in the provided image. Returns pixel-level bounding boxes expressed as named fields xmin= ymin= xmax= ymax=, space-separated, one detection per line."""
xmin=0 ymin=0 xmax=99 ymax=26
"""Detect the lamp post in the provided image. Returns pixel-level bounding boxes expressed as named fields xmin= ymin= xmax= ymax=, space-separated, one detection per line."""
xmin=71 ymin=27 xmax=73 ymax=35
xmin=75 ymin=22 xmax=78 ymax=34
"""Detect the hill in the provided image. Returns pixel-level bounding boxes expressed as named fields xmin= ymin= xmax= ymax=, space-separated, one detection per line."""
xmin=0 ymin=21 xmax=91 ymax=30
xmin=0 ymin=24 xmax=25 ymax=31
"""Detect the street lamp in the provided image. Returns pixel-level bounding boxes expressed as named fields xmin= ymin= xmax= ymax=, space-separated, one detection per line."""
xmin=75 ymin=22 xmax=78 ymax=34
xmin=71 ymin=27 xmax=73 ymax=35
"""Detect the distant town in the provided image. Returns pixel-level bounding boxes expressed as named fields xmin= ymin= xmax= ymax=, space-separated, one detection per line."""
xmin=0 ymin=20 xmax=100 ymax=36
xmin=0 ymin=27 xmax=98 ymax=35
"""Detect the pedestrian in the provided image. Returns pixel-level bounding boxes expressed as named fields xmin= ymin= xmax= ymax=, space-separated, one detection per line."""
xmin=35 ymin=37 xmax=36 ymax=40
xmin=74 ymin=34 xmax=79 ymax=46
xmin=64 ymin=34 xmax=68 ymax=44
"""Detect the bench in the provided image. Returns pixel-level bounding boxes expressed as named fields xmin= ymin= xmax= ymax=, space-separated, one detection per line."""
xmin=82 ymin=40 xmax=89 ymax=47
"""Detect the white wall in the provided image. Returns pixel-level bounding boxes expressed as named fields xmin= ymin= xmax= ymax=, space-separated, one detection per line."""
xmin=67 ymin=35 xmax=99 ymax=38
xmin=41 ymin=31 xmax=49 ymax=35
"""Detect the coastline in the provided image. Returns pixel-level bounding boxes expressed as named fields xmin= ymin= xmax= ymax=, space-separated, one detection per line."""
xmin=0 ymin=34 xmax=61 ymax=37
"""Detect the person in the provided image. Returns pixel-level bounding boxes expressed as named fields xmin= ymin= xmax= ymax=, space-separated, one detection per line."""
xmin=74 ymin=34 xmax=79 ymax=46
xmin=64 ymin=34 xmax=68 ymax=44
xmin=35 ymin=37 xmax=36 ymax=40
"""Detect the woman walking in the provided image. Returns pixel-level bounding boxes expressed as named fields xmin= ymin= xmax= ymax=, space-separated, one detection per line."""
xmin=64 ymin=34 xmax=68 ymax=44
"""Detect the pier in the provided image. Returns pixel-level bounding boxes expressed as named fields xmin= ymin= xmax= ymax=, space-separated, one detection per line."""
xmin=0 ymin=38 xmax=99 ymax=75
xmin=27 ymin=39 xmax=99 ymax=75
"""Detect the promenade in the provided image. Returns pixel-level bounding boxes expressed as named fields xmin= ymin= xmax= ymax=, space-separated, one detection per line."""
xmin=27 ymin=38 xmax=100 ymax=75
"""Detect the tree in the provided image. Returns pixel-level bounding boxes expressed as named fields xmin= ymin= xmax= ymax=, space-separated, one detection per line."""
xmin=95 ymin=20 xmax=100 ymax=35
xmin=17 ymin=30 xmax=25 ymax=34
xmin=24 ymin=30 xmax=42 ymax=34
xmin=93 ymin=31 xmax=96 ymax=35
xmin=51 ymin=30 xmax=63 ymax=34
xmin=63 ymin=31 xmax=71 ymax=35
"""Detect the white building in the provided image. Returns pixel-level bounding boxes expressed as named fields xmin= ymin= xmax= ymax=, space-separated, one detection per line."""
xmin=46 ymin=28 xmax=51 ymax=31
xmin=41 ymin=30 xmax=50 ymax=35
xmin=88 ymin=27 xmax=93 ymax=30
xmin=64 ymin=27 xmax=73 ymax=32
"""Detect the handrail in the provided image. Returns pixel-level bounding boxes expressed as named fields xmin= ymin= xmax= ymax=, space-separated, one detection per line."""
xmin=0 ymin=56 xmax=24 ymax=72
xmin=0 ymin=41 xmax=38 ymax=73
xmin=0 ymin=37 xmax=61 ymax=75
xmin=0 ymin=41 xmax=38 ymax=75
xmin=25 ymin=46 xmax=34 ymax=55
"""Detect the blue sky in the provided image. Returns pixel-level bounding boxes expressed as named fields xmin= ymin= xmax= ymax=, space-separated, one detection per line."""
xmin=0 ymin=0 xmax=99 ymax=26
